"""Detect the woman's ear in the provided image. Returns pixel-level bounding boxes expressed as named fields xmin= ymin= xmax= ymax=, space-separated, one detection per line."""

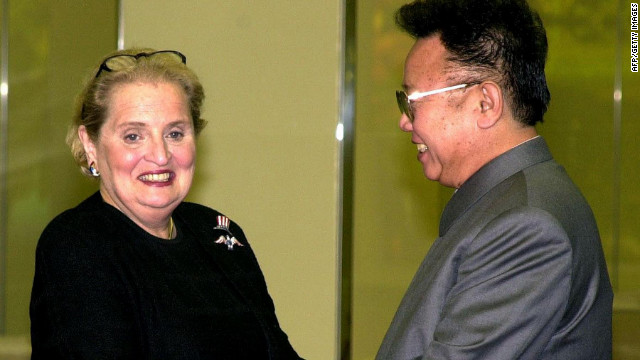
xmin=78 ymin=125 xmax=97 ymax=165
xmin=477 ymin=81 xmax=503 ymax=129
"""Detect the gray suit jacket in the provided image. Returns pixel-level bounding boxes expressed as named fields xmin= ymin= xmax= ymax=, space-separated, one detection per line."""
xmin=377 ymin=137 xmax=612 ymax=360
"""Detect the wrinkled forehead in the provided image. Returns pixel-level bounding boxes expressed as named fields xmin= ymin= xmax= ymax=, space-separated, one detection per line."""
xmin=103 ymin=82 xmax=189 ymax=125
xmin=403 ymin=36 xmax=452 ymax=90
xmin=107 ymin=80 xmax=186 ymax=108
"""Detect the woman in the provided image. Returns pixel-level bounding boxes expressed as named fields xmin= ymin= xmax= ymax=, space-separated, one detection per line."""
xmin=30 ymin=48 xmax=302 ymax=359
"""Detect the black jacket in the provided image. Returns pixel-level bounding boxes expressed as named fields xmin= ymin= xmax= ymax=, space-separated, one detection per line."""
xmin=31 ymin=192 xmax=302 ymax=359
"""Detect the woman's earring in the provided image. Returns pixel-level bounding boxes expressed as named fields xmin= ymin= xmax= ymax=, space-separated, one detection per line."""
xmin=89 ymin=161 xmax=100 ymax=177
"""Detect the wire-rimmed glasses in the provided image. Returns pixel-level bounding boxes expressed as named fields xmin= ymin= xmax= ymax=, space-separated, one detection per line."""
xmin=395 ymin=82 xmax=479 ymax=122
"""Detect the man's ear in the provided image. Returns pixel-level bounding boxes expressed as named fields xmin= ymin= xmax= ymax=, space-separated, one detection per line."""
xmin=477 ymin=81 xmax=503 ymax=129
xmin=78 ymin=125 xmax=97 ymax=165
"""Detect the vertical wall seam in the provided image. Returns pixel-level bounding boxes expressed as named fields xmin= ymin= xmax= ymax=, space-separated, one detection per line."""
xmin=0 ymin=0 xmax=9 ymax=335
xmin=117 ymin=0 xmax=124 ymax=50
xmin=338 ymin=0 xmax=356 ymax=359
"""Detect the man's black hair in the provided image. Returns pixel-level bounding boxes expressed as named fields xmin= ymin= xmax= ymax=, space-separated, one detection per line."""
xmin=396 ymin=0 xmax=550 ymax=125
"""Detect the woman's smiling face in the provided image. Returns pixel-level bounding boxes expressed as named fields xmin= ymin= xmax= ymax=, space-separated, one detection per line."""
xmin=81 ymin=81 xmax=196 ymax=229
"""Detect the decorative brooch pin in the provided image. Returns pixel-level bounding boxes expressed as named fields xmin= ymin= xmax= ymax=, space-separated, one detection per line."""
xmin=213 ymin=215 xmax=244 ymax=250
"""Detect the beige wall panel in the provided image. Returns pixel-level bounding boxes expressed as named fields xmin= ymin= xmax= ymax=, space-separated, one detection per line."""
xmin=122 ymin=1 xmax=343 ymax=359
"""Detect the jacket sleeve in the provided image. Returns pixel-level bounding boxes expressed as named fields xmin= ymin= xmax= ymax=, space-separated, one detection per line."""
xmin=425 ymin=207 xmax=572 ymax=360
xmin=30 ymin=222 xmax=141 ymax=359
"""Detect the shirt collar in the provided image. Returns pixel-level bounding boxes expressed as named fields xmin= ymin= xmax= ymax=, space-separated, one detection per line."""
xmin=439 ymin=136 xmax=552 ymax=236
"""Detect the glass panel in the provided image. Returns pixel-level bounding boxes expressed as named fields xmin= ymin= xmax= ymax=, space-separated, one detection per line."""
xmin=615 ymin=1 xmax=640 ymax=358
xmin=0 ymin=0 xmax=117 ymax=353
xmin=351 ymin=1 xmax=446 ymax=359
xmin=351 ymin=0 xmax=638 ymax=359
xmin=619 ymin=2 xmax=640 ymax=299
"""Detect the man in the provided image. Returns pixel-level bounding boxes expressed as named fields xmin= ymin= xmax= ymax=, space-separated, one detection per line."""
xmin=377 ymin=0 xmax=613 ymax=359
